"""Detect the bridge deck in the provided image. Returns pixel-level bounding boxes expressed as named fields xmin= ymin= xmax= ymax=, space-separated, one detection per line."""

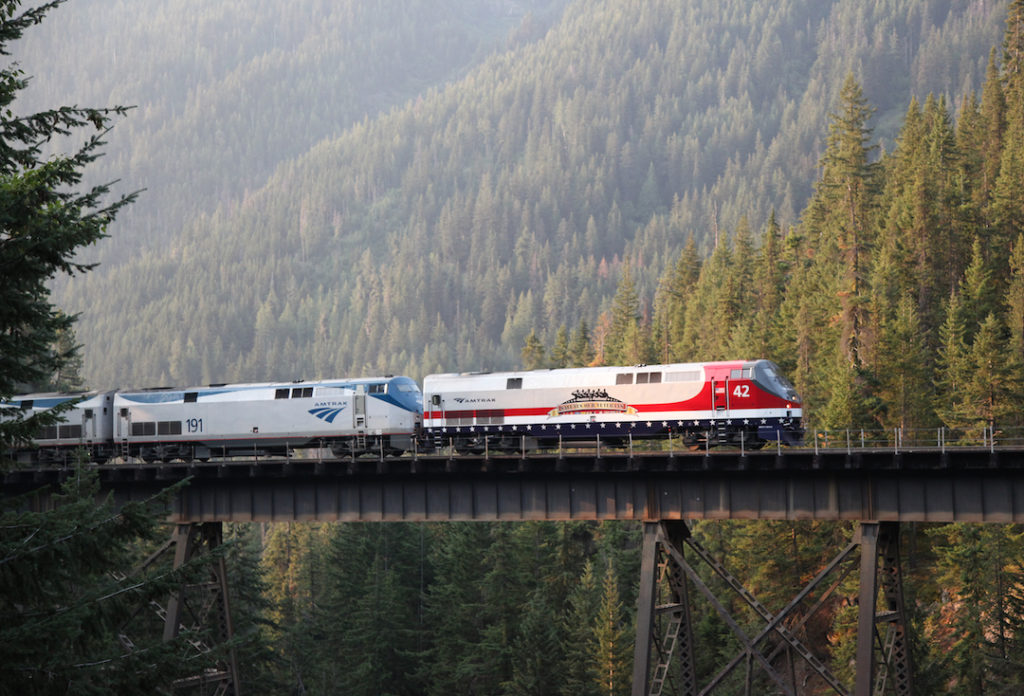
xmin=5 ymin=446 xmax=1024 ymax=523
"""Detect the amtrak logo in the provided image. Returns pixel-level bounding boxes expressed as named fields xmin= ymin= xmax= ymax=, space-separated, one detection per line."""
xmin=309 ymin=405 xmax=347 ymax=423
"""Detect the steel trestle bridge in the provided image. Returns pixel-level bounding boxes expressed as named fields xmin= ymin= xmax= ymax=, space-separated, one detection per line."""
xmin=5 ymin=429 xmax=1024 ymax=696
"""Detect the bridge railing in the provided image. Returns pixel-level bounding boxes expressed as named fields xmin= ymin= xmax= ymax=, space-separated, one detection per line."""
xmin=806 ymin=425 xmax=1024 ymax=453
xmin=15 ymin=425 xmax=1024 ymax=470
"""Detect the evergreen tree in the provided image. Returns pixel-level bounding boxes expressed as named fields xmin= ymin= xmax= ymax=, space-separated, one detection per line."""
xmin=748 ymin=211 xmax=786 ymax=360
xmin=961 ymin=236 xmax=1000 ymax=341
xmin=560 ymin=560 xmax=600 ymax=696
xmin=0 ymin=469 xmax=215 ymax=693
xmin=49 ymin=316 xmax=84 ymax=392
xmin=0 ymin=0 xmax=135 ymax=452
xmin=603 ymin=266 xmax=648 ymax=366
xmin=652 ymin=234 xmax=701 ymax=362
xmin=592 ymin=560 xmax=630 ymax=696
xmin=568 ymin=319 xmax=595 ymax=368
xmin=964 ymin=313 xmax=1020 ymax=433
xmin=876 ymin=295 xmax=933 ymax=432
xmin=221 ymin=523 xmax=285 ymax=694
xmin=976 ymin=50 xmax=1006 ymax=208
xmin=1005 ymin=235 xmax=1024 ymax=401
xmin=928 ymin=523 xmax=1024 ymax=693
xmin=550 ymin=325 xmax=571 ymax=368
xmin=522 ymin=328 xmax=547 ymax=370
xmin=0 ymin=3 xmax=208 ymax=691
xmin=504 ymin=589 xmax=563 ymax=696
xmin=424 ymin=523 xmax=496 ymax=696
xmin=935 ymin=291 xmax=972 ymax=432
xmin=815 ymin=72 xmax=878 ymax=370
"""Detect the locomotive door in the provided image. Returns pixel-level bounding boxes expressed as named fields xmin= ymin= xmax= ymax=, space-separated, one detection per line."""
xmin=353 ymin=388 xmax=366 ymax=430
xmin=711 ymin=378 xmax=730 ymax=416
xmin=117 ymin=407 xmax=131 ymax=438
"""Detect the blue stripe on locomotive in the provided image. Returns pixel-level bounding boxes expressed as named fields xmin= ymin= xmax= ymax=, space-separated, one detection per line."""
xmin=117 ymin=376 xmax=422 ymax=414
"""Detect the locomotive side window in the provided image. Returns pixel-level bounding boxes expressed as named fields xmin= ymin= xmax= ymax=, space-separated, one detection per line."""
xmin=58 ymin=425 xmax=82 ymax=439
xmin=184 ymin=392 xmax=198 ymax=403
xmin=477 ymin=409 xmax=504 ymax=425
xmin=131 ymin=422 xmax=157 ymax=436
xmin=616 ymin=373 xmax=633 ymax=385
xmin=507 ymin=378 xmax=522 ymax=389
xmin=275 ymin=388 xmax=289 ymax=399
xmin=648 ymin=372 xmax=662 ymax=383
xmin=636 ymin=373 xmax=648 ymax=384
xmin=292 ymin=387 xmax=313 ymax=398
xmin=20 ymin=400 xmax=33 ymax=410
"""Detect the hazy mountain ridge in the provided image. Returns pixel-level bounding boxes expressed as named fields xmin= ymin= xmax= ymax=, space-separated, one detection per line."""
xmin=16 ymin=0 xmax=1011 ymax=386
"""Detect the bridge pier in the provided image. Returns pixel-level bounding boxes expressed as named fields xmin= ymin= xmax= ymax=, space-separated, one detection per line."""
xmin=160 ymin=522 xmax=241 ymax=695
xmin=633 ymin=520 xmax=913 ymax=696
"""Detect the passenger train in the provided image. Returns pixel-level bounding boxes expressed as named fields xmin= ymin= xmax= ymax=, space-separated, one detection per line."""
xmin=1 ymin=360 xmax=802 ymax=464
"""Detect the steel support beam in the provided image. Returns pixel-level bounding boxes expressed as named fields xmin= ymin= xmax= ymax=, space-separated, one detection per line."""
xmin=163 ymin=522 xmax=241 ymax=695
xmin=633 ymin=523 xmax=660 ymax=696
xmin=633 ymin=521 xmax=920 ymax=695
xmin=855 ymin=522 xmax=913 ymax=696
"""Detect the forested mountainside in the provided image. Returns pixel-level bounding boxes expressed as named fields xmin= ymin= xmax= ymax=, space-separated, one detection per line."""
xmin=16 ymin=0 xmax=1009 ymax=388
xmin=13 ymin=0 xmax=566 ymax=264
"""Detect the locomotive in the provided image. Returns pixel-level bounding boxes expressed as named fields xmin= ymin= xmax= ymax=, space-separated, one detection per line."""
xmin=423 ymin=359 xmax=803 ymax=451
xmin=2 ymin=376 xmax=422 ymax=464
xmin=2 ymin=360 xmax=802 ymax=464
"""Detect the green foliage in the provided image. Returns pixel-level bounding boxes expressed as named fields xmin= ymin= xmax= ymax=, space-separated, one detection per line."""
xmin=926 ymin=523 xmax=1024 ymax=693
xmin=0 ymin=0 xmax=135 ymax=453
xmin=592 ymin=560 xmax=630 ymax=696
xmin=0 ymin=468 xmax=214 ymax=694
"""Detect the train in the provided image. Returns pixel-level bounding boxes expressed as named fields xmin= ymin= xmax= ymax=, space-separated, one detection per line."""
xmin=1 ymin=359 xmax=803 ymax=465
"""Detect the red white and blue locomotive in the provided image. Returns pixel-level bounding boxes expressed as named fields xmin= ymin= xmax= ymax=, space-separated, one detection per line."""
xmin=424 ymin=359 xmax=802 ymax=451
xmin=2 ymin=360 xmax=802 ymax=464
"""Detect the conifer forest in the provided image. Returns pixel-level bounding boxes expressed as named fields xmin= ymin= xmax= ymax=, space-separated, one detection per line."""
xmin=5 ymin=0 xmax=1024 ymax=693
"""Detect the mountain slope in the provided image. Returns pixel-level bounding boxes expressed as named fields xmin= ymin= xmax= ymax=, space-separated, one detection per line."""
xmin=25 ymin=0 xmax=1011 ymax=386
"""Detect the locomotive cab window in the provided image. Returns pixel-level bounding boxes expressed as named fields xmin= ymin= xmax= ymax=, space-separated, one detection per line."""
xmin=184 ymin=392 xmax=198 ymax=403
xmin=507 ymin=378 xmax=522 ymax=389
xmin=369 ymin=384 xmax=386 ymax=394
xmin=730 ymin=368 xmax=753 ymax=379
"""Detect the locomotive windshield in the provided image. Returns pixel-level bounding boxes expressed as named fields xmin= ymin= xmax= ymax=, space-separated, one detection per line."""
xmin=753 ymin=361 xmax=801 ymax=403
